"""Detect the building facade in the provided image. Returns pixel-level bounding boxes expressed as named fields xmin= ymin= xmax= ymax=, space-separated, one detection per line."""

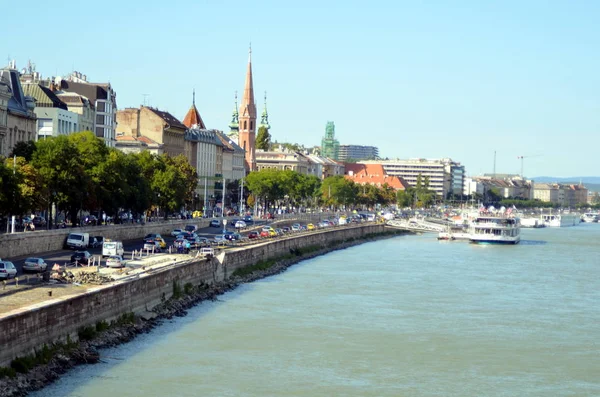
xmin=215 ymin=130 xmax=245 ymax=181
xmin=238 ymin=49 xmax=257 ymax=172
xmin=533 ymin=183 xmax=588 ymax=207
xmin=344 ymin=163 xmax=408 ymax=190
xmin=320 ymin=121 xmax=339 ymax=160
xmin=58 ymin=72 xmax=117 ymax=147
xmin=117 ymin=106 xmax=187 ymax=158
xmin=22 ymin=83 xmax=79 ymax=139
xmin=464 ymin=176 xmax=534 ymax=200
xmin=55 ymin=92 xmax=94 ymax=132
xmin=255 ymin=150 xmax=311 ymax=175
xmin=338 ymin=145 xmax=379 ymax=161
xmin=360 ymin=158 xmax=465 ymax=198
xmin=0 ymin=64 xmax=37 ymax=157
xmin=306 ymin=154 xmax=345 ymax=179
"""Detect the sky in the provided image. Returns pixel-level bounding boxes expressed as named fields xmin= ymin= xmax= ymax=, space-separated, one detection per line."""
xmin=2 ymin=0 xmax=599 ymax=178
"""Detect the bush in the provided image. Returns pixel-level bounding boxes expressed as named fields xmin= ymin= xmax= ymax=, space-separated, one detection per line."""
xmin=184 ymin=282 xmax=194 ymax=295
xmin=96 ymin=320 xmax=109 ymax=332
xmin=172 ymin=280 xmax=183 ymax=299
xmin=78 ymin=325 xmax=97 ymax=341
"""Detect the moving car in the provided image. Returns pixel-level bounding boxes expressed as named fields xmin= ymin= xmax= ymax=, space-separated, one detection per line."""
xmin=66 ymin=232 xmax=90 ymax=249
xmin=210 ymin=220 xmax=221 ymax=228
xmin=184 ymin=224 xmax=198 ymax=233
xmin=243 ymin=215 xmax=253 ymax=223
xmin=102 ymin=240 xmax=124 ymax=257
xmin=0 ymin=261 xmax=17 ymax=279
xmin=143 ymin=240 xmax=162 ymax=252
xmin=234 ymin=220 xmax=247 ymax=229
xmin=23 ymin=257 xmax=48 ymax=273
xmin=224 ymin=233 xmax=241 ymax=241
xmin=106 ymin=255 xmax=124 ymax=268
xmin=71 ymin=251 xmax=92 ymax=266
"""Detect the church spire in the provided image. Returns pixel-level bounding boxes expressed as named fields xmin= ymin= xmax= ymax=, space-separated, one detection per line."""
xmin=238 ymin=45 xmax=257 ymax=172
xmin=260 ymin=91 xmax=270 ymax=130
xmin=240 ymin=44 xmax=256 ymax=119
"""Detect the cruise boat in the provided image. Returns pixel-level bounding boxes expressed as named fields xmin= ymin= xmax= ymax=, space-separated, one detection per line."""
xmin=581 ymin=213 xmax=599 ymax=223
xmin=541 ymin=213 xmax=580 ymax=227
xmin=520 ymin=217 xmax=545 ymax=228
xmin=469 ymin=215 xmax=521 ymax=244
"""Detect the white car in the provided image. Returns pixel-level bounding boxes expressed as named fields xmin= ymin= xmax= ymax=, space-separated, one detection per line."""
xmin=106 ymin=255 xmax=124 ymax=268
xmin=171 ymin=228 xmax=183 ymax=237
xmin=0 ymin=261 xmax=17 ymax=279
xmin=23 ymin=257 xmax=48 ymax=273
xmin=234 ymin=220 xmax=247 ymax=229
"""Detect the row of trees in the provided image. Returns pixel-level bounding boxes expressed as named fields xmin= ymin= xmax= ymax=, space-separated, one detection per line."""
xmin=244 ymin=170 xmax=398 ymax=211
xmin=0 ymin=131 xmax=197 ymax=226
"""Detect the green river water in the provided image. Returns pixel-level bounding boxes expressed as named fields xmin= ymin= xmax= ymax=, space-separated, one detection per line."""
xmin=34 ymin=225 xmax=600 ymax=396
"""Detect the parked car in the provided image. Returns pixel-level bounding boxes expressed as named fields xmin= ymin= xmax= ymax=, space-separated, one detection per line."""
xmin=106 ymin=255 xmax=124 ymax=268
xmin=282 ymin=226 xmax=291 ymax=233
xmin=247 ymin=231 xmax=259 ymax=239
xmin=291 ymin=223 xmax=301 ymax=231
xmin=143 ymin=233 xmax=162 ymax=243
xmin=210 ymin=220 xmax=221 ymax=228
xmin=235 ymin=220 xmax=247 ymax=229
xmin=261 ymin=213 xmax=275 ymax=220
xmin=143 ymin=240 xmax=162 ymax=252
xmin=23 ymin=257 xmax=48 ymax=273
xmin=171 ymin=228 xmax=183 ymax=237
xmin=229 ymin=218 xmax=241 ymax=227
xmin=200 ymin=247 xmax=215 ymax=257
xmin=174 ymin=238 xmax=191 ymax=253
xmin=90 ymin=236 xmax=104 ymax=248
xmin=70 ymin=251 xmax=92 ymax=265
xmin=307 ymin=223 xmax=316 ymax=230
xmin=213 ymin=235 xmax=226 ymax=244
xmin=184 ymin=224 xmax=198 ymax=233
xmin=0 ymin=261 xmax=17 ymax=279
xmin=243 ymin=215 xmax=253 ymax=223
xmin=224 ymin=233 xmax=242 ymax=241
xmin=259 ymin=230 xmax=270 ymax=238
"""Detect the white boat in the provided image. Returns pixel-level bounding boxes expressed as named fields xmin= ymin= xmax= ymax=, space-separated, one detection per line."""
xmin=469 ymin=215 xmax=521 ymax=244
xmin=520 ymin=217 xmax=545 ymax=228
xmin=581 ymin=213 xmax=598 ymax=223
xmin=541 ymin=213 xmax=580 ymax=227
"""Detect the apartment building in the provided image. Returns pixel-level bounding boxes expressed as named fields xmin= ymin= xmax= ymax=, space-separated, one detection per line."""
xmin=360 ymin=158 xmax=465 ymax=198
xmin=338 ymin=145 xmax=379 ymax=161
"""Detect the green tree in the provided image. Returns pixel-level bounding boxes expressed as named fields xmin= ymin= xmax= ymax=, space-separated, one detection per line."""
xmin=255 ymin=126 xmax=271 ymax=150
xmin=9 ymin=141 xmax=36 ymax=162
xmin=0 ymin=160 xmax=20 ymax=217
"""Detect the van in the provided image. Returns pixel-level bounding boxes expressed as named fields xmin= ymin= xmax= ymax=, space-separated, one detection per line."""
xmin=200 ymin=247 xmax=215 ymax=257
xmin=66 ymin=232 xmax=90 ymax=249
xmin=102 ymin=240 xmax=124 ymax=257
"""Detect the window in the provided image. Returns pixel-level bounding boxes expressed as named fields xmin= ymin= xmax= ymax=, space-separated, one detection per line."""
xmin=95 ymin=127 xmax=104 ymax=137
xmin=96 ymin=114 xmax=105 ymax=125
xmin=243 ymin=121 xmax=247 ymax=130
xmin=96 ymin=102 xmax=106 ymax=112
xmin=250 ymin=121 xmax=253 ymax=130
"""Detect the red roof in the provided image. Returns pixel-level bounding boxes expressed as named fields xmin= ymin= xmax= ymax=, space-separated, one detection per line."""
xmin=344 ymin=163 xmax=408 ymax=190
xmin=182 ymin=104 xmax=206 ymax=129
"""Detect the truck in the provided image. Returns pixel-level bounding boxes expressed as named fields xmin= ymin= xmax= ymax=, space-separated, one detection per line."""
xmin=102 ymin=240 xmax=124 ymax=257
xmin=66 ymin=232 xmax=90 ymax=249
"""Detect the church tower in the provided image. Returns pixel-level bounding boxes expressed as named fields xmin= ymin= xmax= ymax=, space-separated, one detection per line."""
xmin=238 ymin=46 xmax=257 ymax=172
xmin=259 ymin=91 xmax=271 ymax=131
xmin=227 ymin=91 xmax=239 ymax=140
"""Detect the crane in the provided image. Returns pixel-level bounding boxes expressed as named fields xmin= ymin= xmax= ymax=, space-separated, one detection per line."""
xmin=516 ymin=155 xmax=542 ymax=178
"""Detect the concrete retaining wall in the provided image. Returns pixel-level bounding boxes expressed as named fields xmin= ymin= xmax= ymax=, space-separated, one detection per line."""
xmin=0 ymin=224 xmax=385 ymax=367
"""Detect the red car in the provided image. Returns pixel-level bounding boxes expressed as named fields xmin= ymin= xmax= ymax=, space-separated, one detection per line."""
xmin=261 ymin=213 xmax=275 ymax=220
xmin=248 ymin=231 xmax=259 ymax=239
xmin=259 ymin=230 xmax=270 ymax=237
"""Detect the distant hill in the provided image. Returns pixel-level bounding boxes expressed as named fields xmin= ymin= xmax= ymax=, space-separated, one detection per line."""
xmin=533 ymin=176 xmax=600 ymax=192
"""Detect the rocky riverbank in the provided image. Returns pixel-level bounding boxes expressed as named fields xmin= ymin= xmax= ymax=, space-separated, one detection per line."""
xmin=0 ymin=231 xmax=401 ymax=396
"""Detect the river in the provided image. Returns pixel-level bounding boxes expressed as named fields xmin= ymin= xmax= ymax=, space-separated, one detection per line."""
xmin=34 ymin=225 xmax=600 ymax=396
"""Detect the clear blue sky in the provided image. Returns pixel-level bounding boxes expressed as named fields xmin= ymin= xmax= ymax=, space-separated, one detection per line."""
xmin=3 ymin=0 xmax=599 ymax=178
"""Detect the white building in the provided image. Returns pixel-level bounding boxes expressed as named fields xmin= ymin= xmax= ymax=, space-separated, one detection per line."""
xmin=185 ymin=128 xmax=223 ymax=211
xmin=58 ymin=72 xmax=117 ymax=147
xmin=360 ymin=158 xmax=465 ymax=198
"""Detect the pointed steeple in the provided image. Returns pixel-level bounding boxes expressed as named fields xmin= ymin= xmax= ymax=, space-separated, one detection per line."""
xmin=182 ymin=89 xmax=206 ymax=129
xmin=239 ymin=45 xmax=256 ymax=119
xmin=238 ymin=45 xmax=258 ymax=172
xmin=228 ymin=91 xmax=239 ymax=136
xmin=260 ymin=91 xmax=270 ymax=130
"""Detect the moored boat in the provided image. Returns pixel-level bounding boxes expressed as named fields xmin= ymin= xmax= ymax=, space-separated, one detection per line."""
xmin=581 ymin=213 xmax=598 ymax=223
xmin=469 ymin=215 xmax=521 ymax=244
xmin=541 ymin=213 xmax=579 ymax=227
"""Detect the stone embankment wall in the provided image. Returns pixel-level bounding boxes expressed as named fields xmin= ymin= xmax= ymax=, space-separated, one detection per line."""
xmin=0 ymin=219 xmax=209 ymax=258
xmin=0 ymin=214 xmax=326 ymax=258
xmin=0 ymin=224 xmax=385 ymax=367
